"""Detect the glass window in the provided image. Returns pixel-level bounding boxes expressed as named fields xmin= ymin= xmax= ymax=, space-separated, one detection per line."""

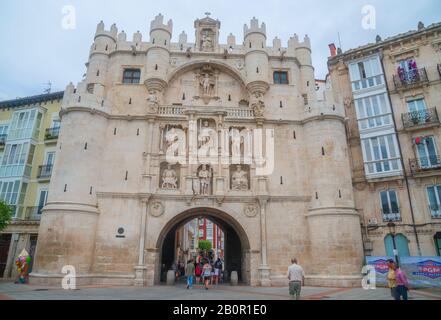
xmin=427 ymin=185 xmax=441 ymax=219
xmin=122 ymin=68 xmax=141 ymax=84
xmin=355 ymin=94 xmax=392 ymax=130
xmin=416 ymin=136 xmax=440 ymax=169
xmin=273 ymin=71 xmax=289 ymax=84
xmin=380 ymin=190 xmax=400 ymax=221
xmin=362 ymin=134 xmax=401 ymax=175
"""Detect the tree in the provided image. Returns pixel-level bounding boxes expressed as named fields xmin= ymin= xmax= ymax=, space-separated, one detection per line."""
xmin=198 ymin=240 xmax=212 ymax=256
xmin=0 ymin=201 xmax=12 ymax=232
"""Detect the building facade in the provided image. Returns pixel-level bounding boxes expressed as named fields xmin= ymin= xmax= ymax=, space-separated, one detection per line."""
xmin=0 ymin=92 xmax=63 ymax=278
xmin=328 ymin=22 xmax=441 ymax=259
xmin=30 ymin=14 xmax=364 ymax=287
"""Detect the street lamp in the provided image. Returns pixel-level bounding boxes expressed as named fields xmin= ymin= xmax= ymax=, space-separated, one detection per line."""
xmin=387 ymin=222 xmax=399 ymax=267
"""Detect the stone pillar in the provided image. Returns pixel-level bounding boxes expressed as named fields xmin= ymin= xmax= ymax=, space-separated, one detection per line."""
xmin=258 ymin=196 xmax=271 ymax=286
xmin=134 ymin=197 xmax=150 ymax=286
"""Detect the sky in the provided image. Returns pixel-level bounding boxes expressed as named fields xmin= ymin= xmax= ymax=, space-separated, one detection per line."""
xmin=0 ymin=0 xmax=440 ymax=101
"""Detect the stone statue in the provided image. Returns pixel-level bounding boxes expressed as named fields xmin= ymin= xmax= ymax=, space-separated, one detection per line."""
xmin=198 ymin=164 xmax=211 ymax=195
xmin=200 ymin=73 xmax=212 ymax=96
xmin=201 ymin=31 xmax=213 ymax=51
xmin=147 ymin=90 xmax=159 ymax=114
xmin=250 ymin=92 xmax=265 ymax=117
xmin=161 ymin=164 xmax=178 ymax=189
xmin=231 ymin=165 xmax=248 ymax=191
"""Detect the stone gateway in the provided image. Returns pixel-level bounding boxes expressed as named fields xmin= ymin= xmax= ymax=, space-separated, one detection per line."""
xmin=30 ymin=14 xmax=364 ymax=287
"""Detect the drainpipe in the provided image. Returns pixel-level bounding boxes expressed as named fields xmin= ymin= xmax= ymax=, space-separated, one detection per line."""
xmin=379 ymin=51 xmax=422 ymax=256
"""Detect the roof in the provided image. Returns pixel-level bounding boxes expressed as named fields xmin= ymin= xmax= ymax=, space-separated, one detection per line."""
xmin=0 ymin=91 xmax=64 ymax=109
xmin=328 ymin=21 xmax=441 ymax=63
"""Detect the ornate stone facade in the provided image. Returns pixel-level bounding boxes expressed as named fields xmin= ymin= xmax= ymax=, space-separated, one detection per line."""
xmin=31 ymin=14 xmax=364 ymax=288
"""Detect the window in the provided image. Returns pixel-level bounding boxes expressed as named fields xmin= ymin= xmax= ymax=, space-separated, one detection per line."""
xmin=406 ymin=98 xmax=427 ymax=124
xmin=380 ymin=190 xmax=400 ymax=221
xmin=349 ymin=56 xmax=383 ymax=91
xmin=427 ymin=185 xmax=441 ymax=218
xmin=273 ymin=71 xmax=289 ymax=84
xmin=384 ymin=234 xmax=410 ymax=257
xmin=8 ymin=109 xmax=41 ymax=140
xmin=355 ymin=93 xmax=392 ymax=130
xmin=0 ymin=180 xmax=21 ymax=209
xmin=416 ymin=136 xmax=440 ymax=169
xmin=122 ymin=68 xmax=141 ymax=84
xmin=0 ymin=142 xmax=34 ymax=178
xmin=362 ymin=134 xmax=401 ymax=175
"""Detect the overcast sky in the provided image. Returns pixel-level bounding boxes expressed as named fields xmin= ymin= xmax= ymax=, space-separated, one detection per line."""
xmin=0 ymin=0 xmax=440 ymax=101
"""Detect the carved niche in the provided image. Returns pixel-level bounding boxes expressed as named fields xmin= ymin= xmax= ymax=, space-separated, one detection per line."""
xmin=230 ymin=164 xmax=250 ymax=191
xmin=195 ymin=64 xmax=219 ymax=104
xmin=196 ymin=164 xmax=213 ymax=195
xmin=159 ymin=162 xmax=180 ymax=190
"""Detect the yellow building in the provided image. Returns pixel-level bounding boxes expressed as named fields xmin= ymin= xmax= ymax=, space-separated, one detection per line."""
xmin=0 ymin=91 xmax=63 ymax=278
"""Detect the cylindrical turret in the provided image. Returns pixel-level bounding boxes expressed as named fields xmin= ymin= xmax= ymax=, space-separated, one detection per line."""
xmin=294 ymin=35 xmax=317 ymax=105
xmin=303 ymin=116 xmax=364 ymax=287
xmin=244 ymin=17 xmax=269 ymax=85
xmin=146 ymin=14 xmax=173 ymax=82
xmin=32 ymin=81 xmax=108 ymax=284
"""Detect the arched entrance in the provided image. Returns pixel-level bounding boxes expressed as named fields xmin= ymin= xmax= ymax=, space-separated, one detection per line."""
xmin=155 ymin=207 xmax=251 ymax=285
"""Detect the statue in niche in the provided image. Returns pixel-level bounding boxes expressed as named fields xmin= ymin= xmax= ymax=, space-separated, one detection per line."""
xmin=147 ymin=89 xmax=159 ymax=114
xmin=161 ymin=164 xmax=178 ymax=189
xmin=201 ymin=30 xmax=214 ymax=51
xmin=199 ymin=73 xmax=215 ymax=97
xmin=198 ymin=164 xmax=211 ymax=195
xmin=250 ymin=92 xmax=265 ymax=117
xmin=231 ymin=165 xmax=249 ymax=191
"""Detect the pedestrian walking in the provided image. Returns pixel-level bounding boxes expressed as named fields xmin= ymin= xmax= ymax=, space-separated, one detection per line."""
xmin=195 ymin=262 xmax=202 ymax=285
xmin=387 ymin=259 xmax=399 ymax=300
xmin=202 ymin=260 xmax=212 ymax=290
xmin=185 ymin=259 xmax=195 ymax=289
xmin=213 ymin=258 xmax=223 ymax=286
xmin=287 ymin=258 xmax=305 ymax=300
xmin=395 ymin=265 xmax=410 ymax=300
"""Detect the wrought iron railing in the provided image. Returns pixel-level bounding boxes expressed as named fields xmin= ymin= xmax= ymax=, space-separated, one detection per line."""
xmin=402 ymin=108 xmax=439 ymax=128
xmin=428 ymin=205 xmax=441 ymax=219
xmin=45 ymin=127 xmax=60 ymax=140
xmin=0 ymin=134 xmax=7 ymax=145
xmin=381 ymin=210 xmax=401 ymax=222
xmin=393 ymin=68 xmax=428 ymax=89
xmin=37 ymin=164 xmax=53 ymax=179
xmin=409 ymin=155 xmax=441 ymax=174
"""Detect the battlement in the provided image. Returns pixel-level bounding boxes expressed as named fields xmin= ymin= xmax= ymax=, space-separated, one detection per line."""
xmin=244 ymin=17 xmax=266 ymax=38
xmin=150 ymin=14 xmax=173 ymax=36
xmin=95 ymin=21 xmax=118 ymax=40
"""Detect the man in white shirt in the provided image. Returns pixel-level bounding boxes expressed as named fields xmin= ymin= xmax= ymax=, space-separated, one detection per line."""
xmin=287 ymin=258 xmax=305 ymax=300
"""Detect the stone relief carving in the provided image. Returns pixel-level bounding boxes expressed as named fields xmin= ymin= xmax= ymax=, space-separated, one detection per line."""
xmin=250 ymin=91 xmax=265 ymax=117
xmin=149 ymin=201 xmax=164 ymax=217
xmin=161 ymin=164 xmax=178 ymax=189
xmin=201 ymin=30 xmax=214 ymax=51
xmin=244 ymin=204 xmax=258 ymax=217
xmin=195 ymin=65 xmax=219 ymax=104
xmin=197 ymin=164 xmax=212 ymax=195
xmin=147 ymin=89 xmax=159 ymax=114
xmin=231 ymin=164 xmax=249 ymax=191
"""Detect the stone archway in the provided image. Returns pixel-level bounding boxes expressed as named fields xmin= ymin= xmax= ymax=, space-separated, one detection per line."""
xmin=154 ymin=207 xmax=251 ymax=285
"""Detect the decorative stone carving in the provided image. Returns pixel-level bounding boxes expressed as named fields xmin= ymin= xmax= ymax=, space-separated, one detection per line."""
xmin=149 ymin=201 xmax=164 ymax=217
xmin=198 ymin=164 xmax=212 ymax=195
xmin=235 ymin=60 xmax=244 ymax=70
xmin=244 ymin=204 xmax=258 ymax=217
xmin=231 ymin=164 xmax=249 ymax=191
xmin=147 ymin=89 xmax=159 ymax=114
xmin=201 ymin=30 xmax=214 ymax=52
xmin=250 ymin=92 xmax=265 ymax=117
xmin=195 ymin=65 xmax=219 ymax=104
xmin=161 ymin=164 xmax=178 ymax=189
xmin=344 ymin=97 xmax=352 ymax=109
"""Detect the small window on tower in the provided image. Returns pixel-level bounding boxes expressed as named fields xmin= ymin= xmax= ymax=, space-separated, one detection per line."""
xmin=273 ymin=71 xmax=289 ymax=84
xmin=122 ymin=68 xmax=141 ymax=84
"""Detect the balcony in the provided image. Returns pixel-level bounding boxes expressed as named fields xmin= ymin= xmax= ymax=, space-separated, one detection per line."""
xmin=0 ymin=134 xmax=7 ymax=147
xmin=45 ymin=127 xmax=60 ymax=141
xmin=37 ymin=164 xmax=53 ymax=179
xmin=381 ymin=210 xmax=401 ymax=222
xmin=409 ymin=155 xmax=441 ymax=174
xmin=9 ymin=205 xmax=42 ymax=221
xmin=402 ymin=108 xmax=439 ymax=130
xmin=428 ymin=205 xmax=441 ymax=219
xmin=393 ymin=68 xmax=428 ymax=89
xmin=24 ymin=207 xmax=43 ymax=221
